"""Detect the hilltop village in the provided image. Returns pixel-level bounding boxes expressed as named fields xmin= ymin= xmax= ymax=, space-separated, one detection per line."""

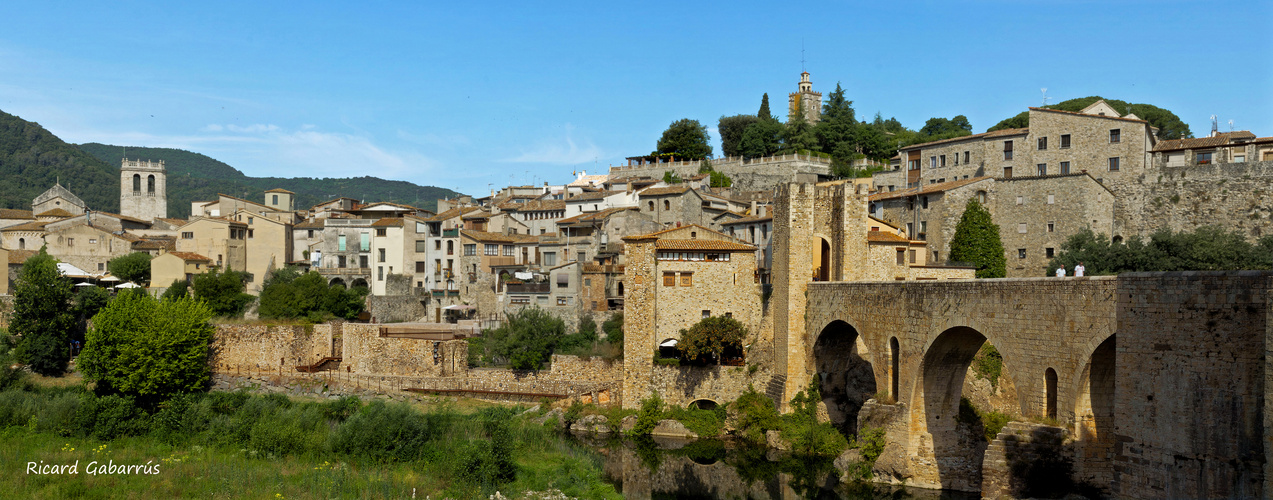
xmin=3 ymin=73 xmax=1273 ymax=498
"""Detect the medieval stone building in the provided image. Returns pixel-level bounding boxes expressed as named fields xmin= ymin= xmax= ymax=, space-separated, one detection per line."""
xmin=119 ymin=158 xmax=167 ymax=221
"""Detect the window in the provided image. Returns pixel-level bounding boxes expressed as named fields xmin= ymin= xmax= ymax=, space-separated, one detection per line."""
xmin=584 ymin=278 xmax=591 ymax=287
xmin=247 ymin=229 xmax=254 ymax=239
xmin=906 ymin=222 xmax=913 ymax=235
xmin=663 ymin=272 xmax=676 ymax=286
xmin=248 ymin=216 xmax=254 ymax=224
xmin=308 ymin=230 xmax=315 ymax=239
xmin=416 ymin=261 xmax=426 ymax=273
xmin=378 ymin=248 xmax=385 ymax=262
xmin=1108 ymin=157 xmax=1121 ymax=171
xmin=98 ymin=263 xmax=104 ymax=271
xmin=1235 ymin=154 xmax=1246 ymax=163
xmin=1196 ymin=151 xmax=1213 ymax=164
xmin=1034 ymin=163 xmax=1045 ymax=176
xmin=964 ymin=151 xmax=970 ymax=164
xmin=67 ymin=238 xmax=74 ymax=247
xmin=1109 ymin=129 xmax=1121 ymax=143
xmin=939 ymin=155 xmax=946 ymax=167
xmin=415 ymin=240 xmax=427 ymax=252
xmin=1046 ymin=248 xmax=1055 ymax=258
xmin=929 ymin=156 xmax=936 ymax=168
xmin=1037 ymin=137 xmax=1047 ymax=150
xmin=503 ymin=245 xmax=514 ymax=256
xmin=1047 ymin=194 xmax=1055 ymax=204
xmin=132 ymin=174 xmax=141 ymax=193
xmin=272 ymin=194 xmax=279 ymax=205
xmin=557 ymin=296 xmax=570 ymax=306
xmin=648 ymin=201 xmax=654 ymax=211
xmin=1018 ymin=223 xmax=1027 ymax=233
xmin=360 ymin=232 xmax=370 ymax=251
xmin=434 ymin=240 xmax=441 ymax=250
xmin=919 ymin=221 xmax=927 ymax=234
xmin=1003 ymin=166 xmax=1013 ymax=178
xmin=953 ymin=153 xmax=958 ymax=166
xmin=484 ymin=244 xmax=498 ymax=256
xmin=1003 ymin=140 xmax=1014 ymax=160
xmin=338 ymin=255 xmax=347 ymax=268
xmin=1016 ymin=196 xmax=1024 ymax=205
xmin=663 ymin=200 xmax=670 ymax=211
xmin=543 ymin=252 xmax=556 ymax=266
xmin=1048 ymin=222 xmax=1055 ymax=232
xmin=680 ymin=272 xmax=693 ymax=286
xmin=338 ymin=234 xmax=346 ymax=252
xmin=1060 ymin=161 xmax=1070 ymax=175
xmin=377 ymin=266 xmax=384 ymax=281
xmin=360 ymin=255 xmax=368 ymax=268
xmin=975 ymin=190 xmax=987 ymax=204
xmin=464 ymin=244 xmax=476 ymax=256
xmin=557 ymin=274 xmax=568 ymax=288
xmin=447 ymin=241 xmax=454 ymax=255
xmin=702 ymin=310 xmax=710 ymax=319
xmin=933 ymin=251 xmax=940 ymax=262
xmin=376 ymin=228 xmax=387 ymax=237
xmin=1060 ymin=134 xmax=1071 ymax=148
xmin=1018 ymin=248 xmax=1027 ymax=259
xmin=182 ymin=232 xmax=193 ymax=239
xmin=909 ymin=249 xmax=916 ymax=264
xmin=921 ymin=196 xmax=929 ymax=209
xmin=896 ymin=249 xmax=905 ymax=265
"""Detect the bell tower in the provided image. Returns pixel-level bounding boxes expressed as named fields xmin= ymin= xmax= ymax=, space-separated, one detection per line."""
xmin=120 ymin=158 xmax=167 ymax=221
xmin=788 ymin=71 xmax=822 ymax=124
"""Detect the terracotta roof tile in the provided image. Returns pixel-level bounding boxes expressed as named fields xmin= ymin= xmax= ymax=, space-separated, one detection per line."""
xmin=1028 ymin=106 xmax=1149 ymax=124
xmin=866 ymin=231 xmax=915 ymax=243
xmin=1153 ymin=131 xmax=1258 ymax=152
xmin=567 ymin=190 xmax=618 ymax=202
xmin=294 ymin=218 xmax=326 ymax=229
xmin=460 ymin=230 xmax=538 ymax=244
xmin=556 ymin=206 xmax=636 ymax=225
xmin=371 ymin=217 xmax=404 ymax=227
xmin=0 ymin=209 xmax=34 ymax=219
xmin=638 ymin=185 xmax=693 ymax=197
xmin=900 ymin=128 xmax=1029 ymax=151
xmin=264 ymin=188 xmax=295 ymax=194
xmin=167 ymin=251 xmax=212 ymax=261
xmin=1 ymin=220 xmax=51 ymax=232
xmin=719 ymin=214 xmax=773 ymax=226
xmin=35 ymin=208 xmax=75 ymax=218
xmin=654 ymin=239 xmax=756 ymax=251
xmin=869 ymin=176 xmax=992 ymax=202
xmin=7 ymin=249 xmax=36 ymax=264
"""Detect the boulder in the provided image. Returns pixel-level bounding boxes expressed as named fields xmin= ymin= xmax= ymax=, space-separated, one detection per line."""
xmin=766 ymin=429 xmax=791 ymax=452
xmin=570 ymin=414 xmax=611 ymax=435
xmin=620 ymin=414 xmax=637 ymax=433
xmin=536 ymin=407 xmax=565 ymax=428
xmin=650 ymin=419 xmax=698 ymax=439
xmin=833 ymin=448 xmax=863 ymax=474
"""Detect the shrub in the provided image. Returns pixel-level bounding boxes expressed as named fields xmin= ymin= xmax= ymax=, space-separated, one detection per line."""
xmin=949 ymin=198 xmax=1006 ymax=278
xmin=75 ymin=393 xmax=151 ymax=440
xmin=782 ymin=380 xmax=849 ymax=457
xmin=79 ymin=293 xmax=214 ymax=402
xmin=473 ymin=307 xmax=567 ymax=370
xmin=106 ymin=252 xmax=152 ymax=285
xmin=160 ymin=279 xmax=189 ymax=302
xmin=678 ymin=315 xmax=746 ymax=364
xmin=191 ymin=267 xmax=254 ymax=317
xmin=972 ymin=343 xmax=1003 ymax=387
xmin=456 ymin=407 xmax=517 ymax=489
xmin=330 ymin=400 xmax=441 ymax=462
xmin=845 ymin=426 xmax=887 ymax=480
xmin=601 ymin=313 xmax=623 ymax=346
xmin=733 ymin=385 xmax=782 ymax=444
xmin=258 ymin=267 xmax=367 ymax=321
xmin=663 ymin=405 xmax=726 ymax=438
xmin=631 ymin=392 xmax=664 ymax=436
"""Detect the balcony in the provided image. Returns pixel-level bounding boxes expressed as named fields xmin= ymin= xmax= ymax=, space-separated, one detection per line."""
xmin=442 ymin=228 xmax=459 ymax=237
xmin=486 ymin=256 xmax=518 ymax=268
xmin=430 ymin=289 xmax=460 ymax=298
xmin=505 ymin=282 xmax=550 ymax=294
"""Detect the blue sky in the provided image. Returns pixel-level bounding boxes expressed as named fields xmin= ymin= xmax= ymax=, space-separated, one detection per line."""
xmin=1 ymin=1 xmax=1269 ymax=197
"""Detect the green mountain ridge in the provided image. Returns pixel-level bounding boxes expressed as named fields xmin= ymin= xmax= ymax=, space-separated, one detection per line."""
xmin=77 ymin=143 xmax=459 ymax=218
xmin=0 ymin=108 xmax=460 ymax=219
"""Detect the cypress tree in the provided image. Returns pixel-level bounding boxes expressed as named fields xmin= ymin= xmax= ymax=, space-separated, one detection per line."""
xmin=758 ymin=93 xmax=772 ymax=120
xmin=949 ymin=198 xmax=1006 ymax=278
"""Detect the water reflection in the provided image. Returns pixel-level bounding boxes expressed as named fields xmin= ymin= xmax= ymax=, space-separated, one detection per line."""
xmin=575 ymin=435 xmax=977 ymax=500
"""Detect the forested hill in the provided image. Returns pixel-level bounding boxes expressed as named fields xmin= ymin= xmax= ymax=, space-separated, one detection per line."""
xmin=77 ymin=143 xmax=460 ymax=217
xmin=0 ymin=110 xmax=122 ymax=213
xmin=987 ymin=96 xmax=1192 ymax=139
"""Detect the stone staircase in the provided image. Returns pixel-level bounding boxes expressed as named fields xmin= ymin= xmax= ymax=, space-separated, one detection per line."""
xmin=764 ymin=374 xmax=786 ymax=407
xmin=295 ymin=356 xmax=342 ymax=373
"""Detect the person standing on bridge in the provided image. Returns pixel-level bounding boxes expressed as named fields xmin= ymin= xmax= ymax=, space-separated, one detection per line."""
xmin=1075 ymin=262 xmax=1086 ymax=277
xmin=1055 ymin=266 xmax=1066 ymax=277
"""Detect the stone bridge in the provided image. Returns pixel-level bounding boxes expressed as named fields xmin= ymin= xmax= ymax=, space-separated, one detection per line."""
xmin=779 ymin=272 xmax=1269 ymax=498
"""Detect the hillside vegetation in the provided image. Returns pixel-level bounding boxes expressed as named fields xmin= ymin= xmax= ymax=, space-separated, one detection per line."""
xmin=0 ymin=110 xmax=121 ymax=212
xmin=987 ymin=96 xmax=1192 ymax=139
xmin=78 ymin=143 xmax=459 ymax=217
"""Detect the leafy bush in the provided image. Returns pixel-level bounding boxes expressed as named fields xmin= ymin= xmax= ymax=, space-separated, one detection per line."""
xmin=973 ymin=343 xmax=1003 ymax=387
xmin=191 ymin=267 xmax=254 ymax=317
xmin=782 ymin=380 xmax=849 ymax=457
xmin=79 ymin=292 xmax=214 ymax=402
xmin=601 ymin=313 xmax=623 ymax=346
xmin=845 ymin=426 xmax=887 ymax=480
xmin=160 ymin=279 xmax=189 ymax=301
xmin=258 ymin=267 xmax=368 ymax=321
xmin=1048 ymin=227 xmax=1273 ymax=276
xmin=330 ymin=400 xmax=442 ymax=462
xmin=630 ymin=392 xmax=664 ymax=436
xmin=472 ymin=307 xmax=567 ymax=370
xmin=663 ymin=405 xmax=726 ymax=438
xmin=733 ymin=385 xmax=782 ymax=444
xmin=678 ymin=315 xmax=747 ymax=365
xmin=75 ymin=394 xmax=151 ymax=440
xmin=949 ymin=198 xmax=1006 ymax=278
xmin=456 ymin=407 xmax=517 ymax=489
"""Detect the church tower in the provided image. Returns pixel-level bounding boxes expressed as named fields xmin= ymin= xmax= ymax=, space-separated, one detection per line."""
xmin=120 ymin=158 xmax=167 ymax=221
xmin=788 ymin=71 xmax=822 ymax=124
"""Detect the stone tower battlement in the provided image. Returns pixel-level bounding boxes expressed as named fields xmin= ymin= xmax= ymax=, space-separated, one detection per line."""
xmin=788 ymin=71 xmax=822 ymax=124
xmin=120 ymin=158 xmax=167 ymax=221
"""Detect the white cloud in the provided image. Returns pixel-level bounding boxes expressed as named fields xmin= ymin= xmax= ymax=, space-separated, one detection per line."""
xmin=202 ymin=124 xmax=223 ymax=132
xmin=503 ymin=125 xmax=603 ymax=165
xmin=225 ymin=123 xmax=279 ymax=134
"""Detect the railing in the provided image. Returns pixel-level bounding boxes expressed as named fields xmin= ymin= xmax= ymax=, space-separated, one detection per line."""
xmin=486 ymin=256 xmax=518 ymax=268
xmin=506 ymin=282 xmax=550 ymax=294
xmin=317 ymin=267 xmax=370 ymax=275
xmin=441 ymin=228 xmax=459 ymax=237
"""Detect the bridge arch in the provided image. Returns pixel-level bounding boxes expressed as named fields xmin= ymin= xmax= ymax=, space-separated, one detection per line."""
xmin=813 ymin=319 xmax=876 ymax=435
xmin=350 ymin=278 xmax=369 ymax=289
xmin=329 ymin=277 xmax=346 ymax=288
xmin=688 ymin=399 xmax=718 ymax=410
xmin=1072 ymin=333 xmax=1117 ymax=486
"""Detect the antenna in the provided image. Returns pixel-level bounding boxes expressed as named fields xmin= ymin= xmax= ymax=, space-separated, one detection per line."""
xmin=801 ymin=39 xmax=806 ymax=73
xmin=1210 ymin=114 xmax=1218 ymax=137
xmin=1228 ymin=119 xmax=1234 ymax=132
xmin=1040 ymin=88 xmax=1051 ymax=107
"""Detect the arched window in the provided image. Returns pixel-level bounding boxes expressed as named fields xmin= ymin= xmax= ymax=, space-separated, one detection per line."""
xmin=1045 ymin=367 xmax=1058 ymax=420
xmin=663 ymin=200 xmax=670 ymax=211
xmin=446 ymin=241 xmax=454 ymax=255
xmin=132 ymin=174 xmax=141 ymax=193
xmin=648 ymin=201 xmax=655 ymax=211
xmin=890 ymin=337 xmax=900 ymax=401
xmin=147 ymin=174 xmax=156 ymax=193
xmin=18 ymin=238 xmax=25 ymax=250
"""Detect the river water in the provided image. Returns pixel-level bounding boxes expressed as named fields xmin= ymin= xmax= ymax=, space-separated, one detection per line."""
xmin=571 ymin=435 xmax=978 ymax=500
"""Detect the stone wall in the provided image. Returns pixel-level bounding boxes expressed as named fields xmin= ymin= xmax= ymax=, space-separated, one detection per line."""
xmin=981 ymin=422 xmax=1073 ymax=499
xmin=210 ymin=323 xmax=335 ymax=373
xmin=994 ymin=174 xmax=1115 ymax=276
xmin=365 ymin=295 xmax=428 ymax=323
xmin=1127 ymin=160 xmax=1273 ymax=240
xmin=1112 ymin=271 xmax=1267 ymax=499
xmin=643 ymin=364 xmax=770 ymax=409
xmin=608 ymin=154 xmax=831 ymax=191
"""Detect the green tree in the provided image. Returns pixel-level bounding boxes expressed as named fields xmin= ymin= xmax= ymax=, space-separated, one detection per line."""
xmin=160 ymin=279 xmax=189 ymax=301
xmin=654 ymin=119 xmax=712 ymax=161
xmin=986 ymin=96 xmax=1192 ymax=139
xmin=757 ymin=93 xmax=772 ymax=120
xmin=678 ymin=315 xmax=747 ymax=364
xmin=79 ymin=292 xmax=214 ymax=402
xmin=738 ymin=118 xmax=784 ymax=159
xmin=106 ymin=252 xmax=153 ymax=285
xmin=11 ymin=249 xmax=75 ymax=376
xmin=949 ymin=198 xmax=1006 ymax=278
xmin=718 ymin=114 xmax=760 ymax=158
xmin=784 ymin=100 xmax=819 ymax=152
xmin=259 ymin=267 xmax=368 ymax=321
xmin=472 ymin=307 xmax=567 ymax=370
xmin=191 ymin=267 xmax=254 ymax=317
xmin=815 ymin=82 xmax=857 ymax=154
xmin=602 ymin=313 xmax=624 ymax=346
xmin=919 ymin=116 xmax=973 ymax=138
xmin=662 ymin=171 xmax=682 ymax=184
xmin=1046 ymin=227 xmax=1273 ymax=276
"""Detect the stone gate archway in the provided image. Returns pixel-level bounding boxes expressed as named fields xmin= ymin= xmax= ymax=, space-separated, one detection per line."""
xmin=813 ymin=320 xmax=876 ymax=436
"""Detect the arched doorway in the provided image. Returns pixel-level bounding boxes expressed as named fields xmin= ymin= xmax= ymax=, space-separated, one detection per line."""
xmin=813 ymin=320 xmax=876 ymax=435
xmin=350 ymin=278 xmax=369 ymax=289
xmin=812 ymin=237 xmax=831 ymax=281
xmin=329 ymin=277 xmax=347 ymax=289
xmin=1073 ymin=335 xmax=1116 ymax=487
xmin=688 ymin=399 xmax=718 ymax=410
xmin=916 ymin=326 xmax=1004 ymax=492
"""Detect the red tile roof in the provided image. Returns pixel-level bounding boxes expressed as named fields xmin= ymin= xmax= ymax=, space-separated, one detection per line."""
xmin=35 ymin=208 xmax=75 ymax=218
xmin=7 ymin=249 xmax=36 ymax=264
xmin=371 ymin=217 xmax=404 ymax=227
xmin=0 ymin=209 xmax=33 ymax=220
xmin=900 ymin=128 xmax=1029 ymax=151
xmin=866 ymin=231 xmax=915 ymax=243
xmin=869 ymin=176 xmax=992 ymax=202
xmin=654 ymin=239 xmax=756 ymax=251
xmin=638 ymin=185 xmax=693 ymax=197
xmin=1153 ymin=131 xmax=1258 ymax=152
xmin=1 ymin=220 xmax=51 ymax=232
xmin=166 ymin=251 xmax=212 ymax=261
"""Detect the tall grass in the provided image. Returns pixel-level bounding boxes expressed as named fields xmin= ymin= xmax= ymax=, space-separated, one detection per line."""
xmin=0 ymin=385 xmax=621 ymax=499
